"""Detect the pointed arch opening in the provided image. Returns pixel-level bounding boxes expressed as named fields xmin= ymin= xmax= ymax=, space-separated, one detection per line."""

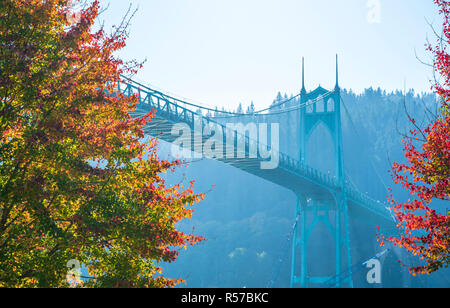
xmin=305 ymin=121 xmax=336 ymax=176
xmin=316 ymin=99 xmax=325 ymax=113
xmin=307 ymin=219 xmax=336 ymax=280
xmin=327 ymin=97 xmax=335 ymax=112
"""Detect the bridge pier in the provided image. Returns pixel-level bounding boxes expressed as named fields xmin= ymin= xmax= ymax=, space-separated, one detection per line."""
xmin=290 ymin=195 xmax=306 ymax=288
xmin=290 ymin=192 xmax=353 ymax=288
xmin=335 ymin=191 xmax=354 ymax=288
xmin=289 ymin=56 xmax=353 ymax=288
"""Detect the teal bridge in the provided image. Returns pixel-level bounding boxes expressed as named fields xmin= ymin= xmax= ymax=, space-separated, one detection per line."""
xmin=118 ymin=57 xmax=396 ymax=288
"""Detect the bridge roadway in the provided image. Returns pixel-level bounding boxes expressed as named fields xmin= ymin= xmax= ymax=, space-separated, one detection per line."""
xmin=120 ymin=78 xmax=396 ymax=227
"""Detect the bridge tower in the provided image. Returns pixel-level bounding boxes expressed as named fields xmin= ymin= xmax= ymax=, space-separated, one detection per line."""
xmin=290 ymin=56 xmax=353 ymax=288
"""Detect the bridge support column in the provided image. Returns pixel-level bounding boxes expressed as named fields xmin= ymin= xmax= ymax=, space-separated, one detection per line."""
xmin=290 ymin=195 xmax=307 ymax=288
xmin=290 ymin=194 xmax=354 ymax=288
xmin=335 ymin=196 xmax=342 ymax=288
xmin=334 ymin=191 xmax=354 ymax=288
xmin=339 ymin=192 xmax=354 ymax=288
xmin=290 ymin=57 xmax=354 ymax=288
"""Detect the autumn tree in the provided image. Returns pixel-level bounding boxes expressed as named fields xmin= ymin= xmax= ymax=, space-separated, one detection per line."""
xmin=380 ymin=0 xmax=450 ymax=276
xmin=0 ymin=0 xmax=204 ymax=287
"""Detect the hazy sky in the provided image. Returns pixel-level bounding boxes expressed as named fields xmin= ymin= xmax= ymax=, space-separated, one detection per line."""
xmin=98 ymin=0 xmax=441 ymax=110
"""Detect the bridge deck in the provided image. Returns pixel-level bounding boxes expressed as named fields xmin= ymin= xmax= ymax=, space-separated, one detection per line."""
xmin=121 ymin=79 xmax=395 ymax=226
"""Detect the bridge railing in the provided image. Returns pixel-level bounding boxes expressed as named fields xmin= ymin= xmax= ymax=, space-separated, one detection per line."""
xmin=119 ymin=77 xmax=392 ymax=221
xmin=345 ymin=183 xmax=393 ymax=220
xmin=277 ymin=152 xmax=339 ymax=189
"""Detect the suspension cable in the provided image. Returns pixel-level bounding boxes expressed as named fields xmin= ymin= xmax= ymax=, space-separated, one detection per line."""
xmin=120 ymin=75 xmax=307 ymax=117
xmin=213 ymin=92 xmax=333 ymax=119
xmin=266 ymin=214 xmax=300 ymax=288
xmin=120 ymin=75 xmax=246 ymax=115
xmin=341 ymin=97 xmax=391 ymax=194
xmin=267 ymin=92 xmax=333 ymax=115
xmin=324 ymin=249 xmax=391 ymax=288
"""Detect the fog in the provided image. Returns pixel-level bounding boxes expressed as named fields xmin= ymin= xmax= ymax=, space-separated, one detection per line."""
xmin=156 ymin=87 xmax=449 ymax=288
